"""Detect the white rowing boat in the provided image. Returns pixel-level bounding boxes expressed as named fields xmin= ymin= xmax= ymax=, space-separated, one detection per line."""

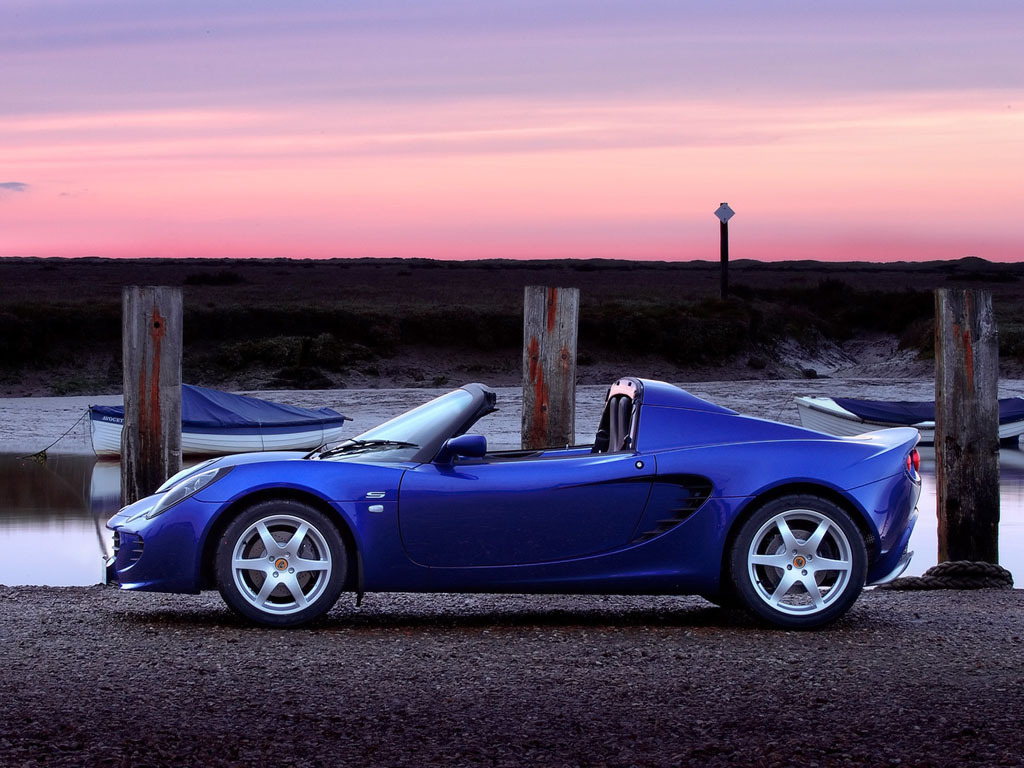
xmin=795 ymin=395 xmax=1024 ymax=446
xmin=89 ymin=385 xmax=349 ymax=457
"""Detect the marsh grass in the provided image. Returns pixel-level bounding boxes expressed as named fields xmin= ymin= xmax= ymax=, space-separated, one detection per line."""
xmin=2 ymin=256 xmax=1022 ymax=394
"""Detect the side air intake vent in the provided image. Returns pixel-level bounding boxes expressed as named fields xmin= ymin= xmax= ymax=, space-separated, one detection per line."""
xmin=631 ymin=475 xmax=713 ymax=544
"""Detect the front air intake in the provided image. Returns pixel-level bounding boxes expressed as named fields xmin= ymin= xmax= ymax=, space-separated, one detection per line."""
xmin=113 ymin=531 xmax=145 ymax=567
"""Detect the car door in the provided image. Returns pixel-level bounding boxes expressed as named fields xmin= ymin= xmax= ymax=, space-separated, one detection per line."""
xmin=398 ymin=451 xmax=655 ymax=567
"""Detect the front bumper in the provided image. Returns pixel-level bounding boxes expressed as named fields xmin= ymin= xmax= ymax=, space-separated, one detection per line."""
xmin=106 ymin=529 xmax=145 ymax=584
xmin=106 ymin=494 xmax=214 ymax=593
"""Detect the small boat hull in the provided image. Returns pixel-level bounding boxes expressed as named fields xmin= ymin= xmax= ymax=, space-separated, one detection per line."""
xmin=88 ymin=385 xmax=349 ymax=457
xmin=795 ymin=396 xmax=1024 ymax=446
xmin=89 ymin=414 xmax=347 ymax=457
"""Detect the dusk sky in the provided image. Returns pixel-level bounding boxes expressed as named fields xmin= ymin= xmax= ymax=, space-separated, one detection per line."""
xmin=2 ymin=1 xmax=1022 ymax=261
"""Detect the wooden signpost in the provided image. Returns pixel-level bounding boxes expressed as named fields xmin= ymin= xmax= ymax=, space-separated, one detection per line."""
xmin=522 ymin=286 xmax=579 ymax=450
xmin=934 ymin=288 xmax=1000 ymax=563
xmin=121 ymin=286 xmax=183 ymax=505
xmin=715 ymin=203 xmax=734 ymax=300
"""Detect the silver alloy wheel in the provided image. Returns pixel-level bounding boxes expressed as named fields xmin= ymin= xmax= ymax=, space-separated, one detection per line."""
xmin=746 ymin=508 xmax=854 ymax=616
xmin=230 ymin=514 xmax=333 ymax=615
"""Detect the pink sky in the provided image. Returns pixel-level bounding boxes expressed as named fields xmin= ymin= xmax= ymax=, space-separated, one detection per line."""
xmin=2 ymin=1 xmax=1022 ymax=262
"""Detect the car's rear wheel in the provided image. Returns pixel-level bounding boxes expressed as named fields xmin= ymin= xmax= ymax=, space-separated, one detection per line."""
xmin=730 ymin=495 xmax=866 ymax=629
xmin=215 ymin=499 xmax=347 ymax=627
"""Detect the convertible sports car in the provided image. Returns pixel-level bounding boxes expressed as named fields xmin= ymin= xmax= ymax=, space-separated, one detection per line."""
xmin=106 ymin=378 xmax=921 ymax=629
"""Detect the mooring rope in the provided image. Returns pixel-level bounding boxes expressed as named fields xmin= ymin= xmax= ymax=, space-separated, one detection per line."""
xmin=19 ymin=409 xmax=90 ymax=463
xmin=879 ymin=560 xmax=1015 ymax=590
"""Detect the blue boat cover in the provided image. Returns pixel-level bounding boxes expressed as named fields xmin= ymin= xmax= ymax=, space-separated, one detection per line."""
xmin=89 ymin=385 xmax=347 ymax=431
xmin=833 ymin=396 xmax=1024 ymax=426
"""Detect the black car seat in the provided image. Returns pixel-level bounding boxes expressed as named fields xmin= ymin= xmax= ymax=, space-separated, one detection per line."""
xmin=593 ymin=379 xmax=639 ymax=453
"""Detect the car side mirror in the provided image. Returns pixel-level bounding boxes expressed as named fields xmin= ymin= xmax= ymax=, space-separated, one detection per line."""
xmin=434 ymin=434 xmax=487 ymax=464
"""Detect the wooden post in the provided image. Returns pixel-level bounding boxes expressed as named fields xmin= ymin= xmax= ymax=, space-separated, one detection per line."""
xmin=935 ymin=288 xmax=1000 ymax=563
xmin=122 ymin=286 xmax=183 ymax=505
xmin=522 ymin=286 xmax=579 ymax=450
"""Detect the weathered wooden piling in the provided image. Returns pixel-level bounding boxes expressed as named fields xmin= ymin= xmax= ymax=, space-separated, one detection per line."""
xmin=121 ymin=286 xmax=183 ymax=505
xmin=522 ymin=286 xmax=579 ymax=450
xmin=934 ymin=288 xmax=1000 ymax=563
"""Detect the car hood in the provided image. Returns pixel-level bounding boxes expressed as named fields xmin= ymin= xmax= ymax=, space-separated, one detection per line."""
xmin=209 ymin=450 xmax=307 ymax=468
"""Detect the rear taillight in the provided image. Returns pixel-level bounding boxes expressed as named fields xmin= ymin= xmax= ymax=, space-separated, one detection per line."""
xmin=907 ymin=449 xmax=920 ymax=475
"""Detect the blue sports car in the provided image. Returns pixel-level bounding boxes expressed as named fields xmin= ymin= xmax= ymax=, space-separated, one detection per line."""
xmin=106 ymin=378 xmax=920 ymax=629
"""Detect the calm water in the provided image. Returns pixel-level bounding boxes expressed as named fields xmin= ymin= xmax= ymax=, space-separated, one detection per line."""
xmin=0 ymin=453 xmax=120 ymax=586
xmin=1 ymin=450 xmax=1021 ymax=588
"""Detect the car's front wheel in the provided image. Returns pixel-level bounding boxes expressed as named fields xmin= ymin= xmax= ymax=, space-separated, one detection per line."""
xmin=730 ymin=495 xmax=867 ymax=629
xmin=215 ymin=499 xmax=347 ymax=627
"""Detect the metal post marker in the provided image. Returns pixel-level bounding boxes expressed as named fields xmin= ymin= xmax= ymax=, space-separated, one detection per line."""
xmin=714 ymin=202 xmax=735 ymax=300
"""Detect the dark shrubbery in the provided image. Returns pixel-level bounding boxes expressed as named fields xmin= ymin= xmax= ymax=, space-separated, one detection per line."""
xmin=183 ymin=270 xmax=247 ymax=286
xmin=0 ymin=303 xmax=120 ymax=368
xmin=202 ymin=333 xmax=378 ymax=374
xmin=745 ymin=281 xmax=934 ymax=344
xmin=0 ymin=282 xmax=941 ymax=381
xmin=999 ymin=324 xmax=1024 ymax=362
xmin=398 ymin=307 xmax=520 ymax=350
xmin=4 ymin=257 xmax=1018 ymax=394
xmin=582 ymin=300 xmax=753 ymax=364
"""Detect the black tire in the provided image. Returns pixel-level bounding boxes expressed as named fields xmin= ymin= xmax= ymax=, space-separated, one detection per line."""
xmin=729 ymin=494 xmax=867 ymax=629
xmin=215 ymin=499 xmax=348 ymax=627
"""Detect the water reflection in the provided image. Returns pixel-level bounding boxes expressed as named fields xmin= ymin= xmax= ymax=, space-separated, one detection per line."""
xmin=0 ymin=453 xmax=120 ymax=586
xmin=909 ymin=448 xmax=1024 ymax=581
xmin=0 ymin=450 xmax=1021 ymax=588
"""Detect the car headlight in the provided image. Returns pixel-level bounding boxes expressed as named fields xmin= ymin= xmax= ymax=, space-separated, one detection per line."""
xmin=146 ymin=466 xmax=232 ymax=519
xmin=155 ymin=457 xmax=220 ymax=494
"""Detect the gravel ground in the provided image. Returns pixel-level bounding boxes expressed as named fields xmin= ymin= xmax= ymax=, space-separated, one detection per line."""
xmin=1 ymin=586 xmax=1022 ymax=767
